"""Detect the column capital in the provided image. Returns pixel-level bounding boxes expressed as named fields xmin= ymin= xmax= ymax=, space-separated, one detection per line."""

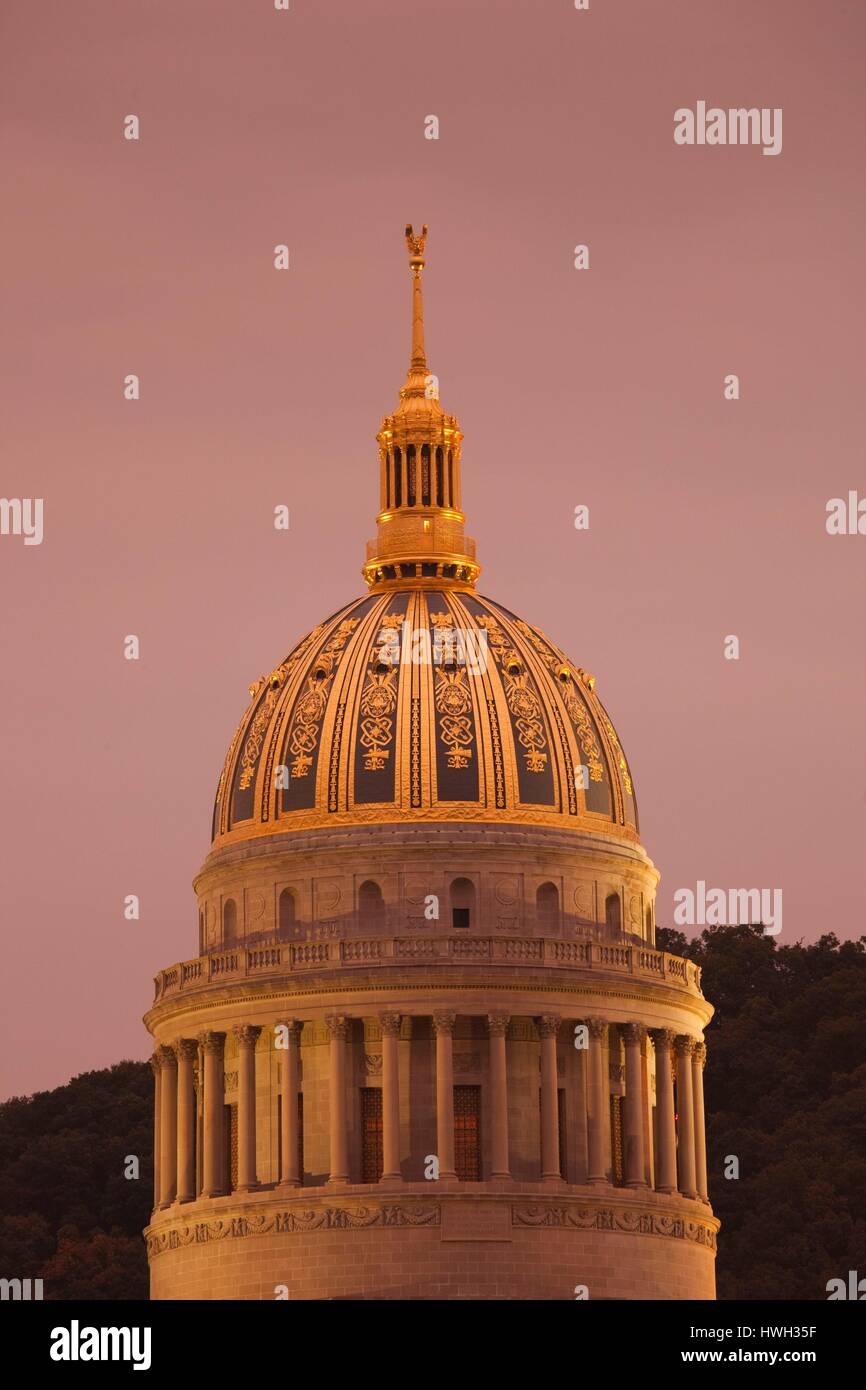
xmin=432 ymin=1011 xmax=457 ymax=1036
xmin=154 ymin=1044 xmax=177 ymax=1070
xmin=486 ymin=1013 xmax=511 ymax=1037
xmin=694 ymin=1040 xmax=707 ymax=1067
xmin=378 ymin=1012 xmax=402 ymax=1037
xmin=173 ymin=1037 xmax=198 ymax=1064
xmin=276 ymin=1019 xmax=302 ymax=1044
xmin=650 ymin=1027 xmax=677 ymax=1049
xmin=326 ymin=1014 xmax=351 ymax=1041
xmin=537 ymin=1014 xmax=561 ymax=1039
xmin=587 ymin=1016 xmax=608 ymax=1040
xmin=149 ymin=1052 xmax=161 ymax=1077
xmin=197 ymin=1029 xmax=226 ymax=1055
xmin=233 ymin=1024 xmax=262 ymax=1049
xmin=675 ymin=1034 xmax=697 ymax=1057
xmin=622 ymin=1021 xmax=647 ymax=1046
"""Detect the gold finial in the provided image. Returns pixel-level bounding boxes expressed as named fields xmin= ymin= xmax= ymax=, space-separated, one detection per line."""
xmin=405 ymin=223 xmax=428 ymax=274
xmin=404 ymin=224 xmax=429 ymax=375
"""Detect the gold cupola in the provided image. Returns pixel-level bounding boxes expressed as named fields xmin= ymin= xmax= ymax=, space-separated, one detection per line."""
xmin=363 ymin=225 xmax=479 ymax=591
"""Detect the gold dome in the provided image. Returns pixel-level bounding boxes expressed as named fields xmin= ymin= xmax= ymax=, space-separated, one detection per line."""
xmin=213 ymin=591 xmax=638 ymax=847
xmin=211 ymin=230 xmax=639 ymax=848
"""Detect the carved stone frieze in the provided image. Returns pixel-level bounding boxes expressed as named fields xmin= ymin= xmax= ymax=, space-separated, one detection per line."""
xmin=147 ymin=1203 xmax=441 ymax=1258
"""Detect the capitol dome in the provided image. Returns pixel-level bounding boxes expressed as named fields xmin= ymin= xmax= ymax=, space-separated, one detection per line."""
xmin=213 ymin=589 xmax=638 ymax=848
xmin=213 ymin=220 xmax=637 ymax=855
xmin=145 ymin=226 xmax=717 ymax=1303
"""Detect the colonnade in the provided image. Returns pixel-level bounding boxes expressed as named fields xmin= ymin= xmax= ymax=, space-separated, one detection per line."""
xmin=150 ymin=1016 xmax=709 ymax=1209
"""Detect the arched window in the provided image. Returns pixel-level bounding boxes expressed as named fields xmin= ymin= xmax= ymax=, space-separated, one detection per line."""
xmin=536 ymin=882 xmax=559 ymax=929
xmin=394 ymin=447 xmax=402 ymax=507
xmin=223 ymin=898 xmax=239 ymax=944
xmin=450 ymin=877 xmax=475 ymax=929
xmin=279 ymin=888 xmax=296 ymax=936
xmin=435 ymin=446 xmax=444 ymax=506
xmin=359 ymin=880 xmax=385 ymax=928
xmin=645 ymin=905 xmax=653 ymax=943
xmin=605 ymin=892 xmax=622 ymax=935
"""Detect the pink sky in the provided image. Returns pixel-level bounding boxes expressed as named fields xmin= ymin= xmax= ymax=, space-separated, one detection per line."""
xmin=1 ymin=0 xmax=864 ymax=1099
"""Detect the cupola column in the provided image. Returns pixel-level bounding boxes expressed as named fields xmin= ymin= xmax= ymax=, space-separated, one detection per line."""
xmin=156 ymin=1045 xmax=178 ymax=1208
xmin=622 ymin=1023 xmax=648 ymax=1188
xmin=586 ymin=1018 xmax=609 ymax=1184
xmin=278 ymin=1020 xmax=302 ymax=1187
xmin=487 ymin=1013 xmax=511 ymax=1180
xmin=150 ymin=1054 xmax=161 ymax=1211
xmin=234 ymin=1025 xmax=261 ymax=1192
xmin=327 ymin=1016 xmax=351 ymax=1185
xmin=650 ymin=1028 xmax=678 ymax=1194
xmin=174 ymin=1039 xmax=198 ymax=1203
xmin=675 ymin=1035 xmax=698 ymax=1199
xmin=538 ymin=1015 xmax=562 ymax=1182
xmin=379 ymin=1014 xmax=403 ymax=1181
xmin=692 ymin=1041 xmax=709 ymax=1202
xmin=433 ymin=1012 xmax=458 ymax=1181
xmin=199 ymin=1031 xmax=227 ymax=1197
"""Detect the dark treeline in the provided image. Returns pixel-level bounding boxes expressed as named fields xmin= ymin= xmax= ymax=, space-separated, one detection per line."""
xmin=0 ymin=927 xmax=864 ymax=1299
xmin=656 ymin=924 xmax=866 ymax=1299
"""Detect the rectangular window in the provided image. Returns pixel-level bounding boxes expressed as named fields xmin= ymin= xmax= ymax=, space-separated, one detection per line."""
xmin=361 ymin=1087 xmax=383 ymax=1182
xmin=454 ymin=1085 xmax=481 ymax=1181
xmin=452 ymin=907 xmax=470 ymax=929
xmin=610 ymin=1094 xmax=624 ymax=1186
xmin=224 ymin=1102 xmax=238 ymax=1192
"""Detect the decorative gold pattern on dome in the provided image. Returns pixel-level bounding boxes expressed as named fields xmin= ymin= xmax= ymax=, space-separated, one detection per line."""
xmin=512 ymin=619 xmax=605 ymax=783
xmin=434 ymin=665 xmax=474 ymax=768
xmin=478 ymin=615 xmax=548 ymax=774
xmin=211 ymin=587 xmax=639 ymax=846
xmin=285 ymin=619 xmax=360 ymax=778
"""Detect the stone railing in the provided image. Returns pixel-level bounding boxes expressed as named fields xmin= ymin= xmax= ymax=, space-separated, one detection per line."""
xmin=152 ymin=937 xmax=703 ymax=1003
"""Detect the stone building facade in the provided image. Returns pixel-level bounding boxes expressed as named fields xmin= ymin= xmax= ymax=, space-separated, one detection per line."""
xmin=144 ymin=227 xmax=718 ymax=1300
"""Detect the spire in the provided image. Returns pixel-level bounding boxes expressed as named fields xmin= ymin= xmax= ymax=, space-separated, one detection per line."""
xmin=363 ymin=226 xmax=479 ymax=592
xmin=406 ymin=223 xmax=428 ymax=379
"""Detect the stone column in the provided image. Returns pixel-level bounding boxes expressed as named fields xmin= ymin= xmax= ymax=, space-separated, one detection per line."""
xmin=675 ymin=1035 xmax=698 ymax=1199
xmin=156 ymin=1045 xmax=177 ymax=1208
xmin=174 ymin=1039 xmax=198 ymax=1203
xmin=234 ymin=1025 xmax=261 ymax=1192
xmin=622 ymin=1023 xmax=648 ymax=1188
xmin=326 ymin=1016 xmax=350 ymax=1185
xmin=198 ymin=1030 xmax=227 ymax=1198
xmin=487 ymin=1013 xmax=511 ymax=1180
xmin=538 ymin=1015 xmax=562 ymax=1182
xmin=278 ymin=1020 xmax=301 ymax=1187
xmin=433 ymin=1012 xmax=457 ymax=1180
xmin=150 ymin=1054 xmax=161 ymax=1211
xmin=650 ymin=1028 xmax=678 ymax=1194
xmin=692 ymin=1041 xmax=709 ymax=1202
xmin=379 ymin=1013 xmax=402 ymax=1182
xmin=586 ymin=1018 xmax=608 ymax=1184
